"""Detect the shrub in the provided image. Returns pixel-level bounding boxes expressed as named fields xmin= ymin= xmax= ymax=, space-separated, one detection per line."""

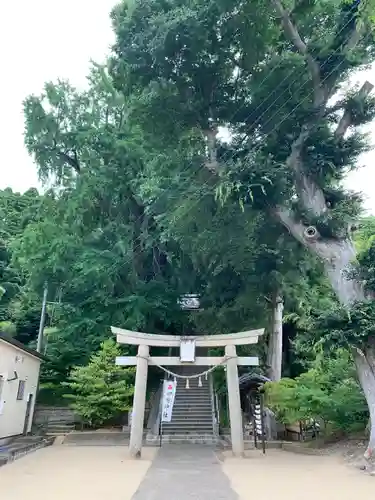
xmin=265 ymin=349 xmax=368 ymax=434
xmin=64 ymin=339 xmax=135 ymax=427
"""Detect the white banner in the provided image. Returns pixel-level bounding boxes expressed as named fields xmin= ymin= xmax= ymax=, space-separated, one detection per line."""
xmin=161 ymin=379 xmax=177 ymax=422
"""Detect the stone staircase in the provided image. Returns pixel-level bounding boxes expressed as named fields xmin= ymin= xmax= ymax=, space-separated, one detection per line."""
xmin=159 ymin=366 xmax=219 ymax=445
xmin=45 ymin=423 xmax=76 ymax=436
xmin=0 ymin=435 xmax=54 ymax=466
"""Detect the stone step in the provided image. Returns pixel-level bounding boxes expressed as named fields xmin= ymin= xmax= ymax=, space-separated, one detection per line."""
xmin=62 ymin=431 xmax=131 ymax=446
xmin=159 ymin=436 xmax=218 ymax=445
xmin=176 ymin=393 xmax=210 ymax=397
xmin=176 ymin=386 xmax=210 ymax=390
xmin=173 ymin=409 xmax=211 ymax=414
xmin=175 ymin=385 xmax=210 ymax=389
xmin=174 ymin=397 xmax=211 ymax=402
xmin=45 ymin=424 xmax=74 ymax=428
xmin=175 ymin=396 xmax=210 ymax=400
xmin=162 ymin=431 xmax=214 ymax=437
xmin=173 ymin=404 xmax=212 ymax=409
xmin=162 ymin=431 xmax=214 ymax=436
xmin=175 ymin=395 xmax=210 ymax=400
xmin=0 ymin=436 xmax=54 ymax=466
xmin=174 ymin=409 xmax=211 ymax=413
xmin=175 ymin=391 xmax=210 ymax=395
xmin=163 ymin=420 xmax=213 ymax=426
xmin=162 ymin=424 xmax=214 ymax=431
xmin=170 ymin=417 xmax=213 ymax=423
xmin=173 ymin=400 xmax=211 ymax=408
xmin=176 ymin=389 xmax=210 ymax=394
xmin=47 ymin=425 xmax=75 ymax=432
xmin=174 ymin=408 xmax=211 ymax=412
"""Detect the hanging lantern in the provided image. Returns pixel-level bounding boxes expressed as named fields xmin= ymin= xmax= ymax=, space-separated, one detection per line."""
xmin=185 ymin=378 xmax=190 ymax=389
xmin=205 ymin=372 xmax=208 ymax=381
xmin=198 ymin=376 xmax=202 ymax=387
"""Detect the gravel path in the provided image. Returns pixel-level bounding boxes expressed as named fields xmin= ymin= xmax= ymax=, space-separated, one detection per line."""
xmin=131 ymin=445 xmax=238 ymax=500
xmin=0 ymin=445 xmax=155 ymax=500
xmin=222 ymin=449 xmax=375 ymax=500
xmin=2 ymin=443 xmax=373 ymax=500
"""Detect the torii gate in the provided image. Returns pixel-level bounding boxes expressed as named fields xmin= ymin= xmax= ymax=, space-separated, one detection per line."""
xmin=112 ymin=326 xmax=264 ymax=458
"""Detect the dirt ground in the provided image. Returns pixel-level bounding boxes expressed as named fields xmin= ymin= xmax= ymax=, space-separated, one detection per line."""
xmin=1 ymin=445 xmax=374 ymax=500
xmin=222 ymin=449 xmax=374 ymax=500
xmin=0 ymin=446 xmax=156 ymax=500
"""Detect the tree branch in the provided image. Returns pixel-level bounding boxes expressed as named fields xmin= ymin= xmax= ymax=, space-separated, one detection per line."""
xmin=285 ymin=124 xmax=328 ymax=216
xmin=324 ymin=101 xmax=345 ymax=116
xmin=273 ymin=205 xmax=313 ymax=248
xmin=204 ymin=127 xmax=219 ymax=173
xmin=271 ymin=0 xmax=324 ymax=107
xmin=344 ymin=19 xmax=364 ymax=53
xmin=273 ymin=6 xmax=370 ymax=219
xmin=57 ymin=151 xmax=81 ymax=173
xmin=272 ymin=205 xmax=358 ymax=270
xmin=334 ymin=81 xmax=374 ymax=139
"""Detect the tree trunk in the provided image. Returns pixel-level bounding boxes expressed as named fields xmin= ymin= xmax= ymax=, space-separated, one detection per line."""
xmin=319 ymin=239 xmax=365 ymax=305
xmin=352 ymin=347 xmax=375 ymax=461
xmin=267 ymin=293 xmax=284 ymax=382
xmin=275 ymin=210 xmax=375 ymax=460
xmin=320 ymin=243 xmax=375 ymax=461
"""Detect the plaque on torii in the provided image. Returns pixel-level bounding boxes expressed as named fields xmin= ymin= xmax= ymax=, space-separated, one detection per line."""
xmin=179 ymin=338 xmax=196 ymax=363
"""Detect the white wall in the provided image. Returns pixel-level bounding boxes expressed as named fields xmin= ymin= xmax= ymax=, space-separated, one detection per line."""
xmin=0 ymin=340 xmax=41 ymax=439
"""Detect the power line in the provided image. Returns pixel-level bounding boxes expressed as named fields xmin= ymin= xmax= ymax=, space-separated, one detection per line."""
xmin=116 ymin=11 xmax=363 ymax=231
xmin=41 ymin=14 xmax=369 ymax=294
xmin=120 ymin=22 xmax=370 ymax=267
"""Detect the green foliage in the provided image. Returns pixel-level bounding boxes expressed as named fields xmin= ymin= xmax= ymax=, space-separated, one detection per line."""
xmin=109 ymin=0 xmax=375 ymax=241
xmin=355 ymin=218 xmax=375 ymax=293
xmin=0 ymin=321 xmax=16 ymax=336
xmin=64 ymin=339 xmax=135 ymax=426
xmin=265 ymin=349 xmax=368 ymax=433
xmin=14 ymin=69 xmax=191 ymax=384
xmin=312 ymin=300 xmax=375 ymax=349
xmin=0 ymin=188 xmax=45 ymax=342
xmin=354 ymin=216 xmax=375 ymax=253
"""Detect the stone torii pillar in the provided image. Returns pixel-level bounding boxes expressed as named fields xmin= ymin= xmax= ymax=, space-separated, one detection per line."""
xmin=225 ymin=344 xmax=244 ymax=456
xmin=129 ymin=344 xmax=149 ymax=458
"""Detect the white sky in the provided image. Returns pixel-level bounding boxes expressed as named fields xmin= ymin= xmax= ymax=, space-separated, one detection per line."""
xmin=1 ymin=1 xmax=375 ymax=214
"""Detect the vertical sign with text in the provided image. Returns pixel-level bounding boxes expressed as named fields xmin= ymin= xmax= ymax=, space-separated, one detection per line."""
xmin=161 ymin=379 xmax=177 ymax=422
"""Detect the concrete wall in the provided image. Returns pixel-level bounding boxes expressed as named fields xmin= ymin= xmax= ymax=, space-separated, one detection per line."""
xmin=0 ymin=341 xmax=41 ymax=439
xmin=33 ymin=406 xmax=79 ymax=426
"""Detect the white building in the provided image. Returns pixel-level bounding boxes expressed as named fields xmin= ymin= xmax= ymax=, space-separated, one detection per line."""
xmin=0 ymin=334 xmax=43 ymax=443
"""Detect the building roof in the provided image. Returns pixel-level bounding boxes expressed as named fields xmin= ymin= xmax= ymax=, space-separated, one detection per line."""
xmin=0 ymin=334 xmax=45 ymax=361
xmin=238 ymin=372 xmax=270 ymax=392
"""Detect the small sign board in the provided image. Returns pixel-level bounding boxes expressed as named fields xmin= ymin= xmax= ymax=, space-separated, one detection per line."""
xmin=178 ymin=294 xmax=200 ymax=310
xmin=180 ymin=339 xmax=196 ymax=363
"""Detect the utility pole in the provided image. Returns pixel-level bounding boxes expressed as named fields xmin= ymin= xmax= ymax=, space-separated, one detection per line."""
xmin=36 ymin=283 xmax=48 ymax=353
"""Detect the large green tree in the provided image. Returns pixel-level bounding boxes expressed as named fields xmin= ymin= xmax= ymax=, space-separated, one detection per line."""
xmin=0 ymin=188 xmax=44 ymax=342
xmin=18 ymin=65 xmax=326 ymax=399
xmin=16 ymin=67 xmax=200 ymax=385
xmin=109 ymin=0 xmax=375 ymax=458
